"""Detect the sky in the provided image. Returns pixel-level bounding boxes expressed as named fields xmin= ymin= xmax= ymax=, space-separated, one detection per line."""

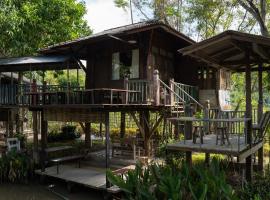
xmin=84 ymin=0 xmax=133 ymax=33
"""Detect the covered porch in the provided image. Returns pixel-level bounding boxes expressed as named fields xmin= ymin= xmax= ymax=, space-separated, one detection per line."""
xmin=172 ymin=30 xmax=270 ymax=181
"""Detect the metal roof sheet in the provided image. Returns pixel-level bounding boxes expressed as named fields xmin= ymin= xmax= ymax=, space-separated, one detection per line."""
xmin=0 ymin=55 xmax=79 ymax=72
xmin=0 ymin=55 xmax=72 ymax=66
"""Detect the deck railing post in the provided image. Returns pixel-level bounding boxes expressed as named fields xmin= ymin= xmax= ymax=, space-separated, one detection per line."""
xmin=153 ymin=70 xmax=160 ymax=106
xmin=124 ymin=77 xmax=129 ymax=104
xmin=203 ymin=100 xmax=210 ymax=134
xmin=169 ymin=78 xmax=174 ymax=106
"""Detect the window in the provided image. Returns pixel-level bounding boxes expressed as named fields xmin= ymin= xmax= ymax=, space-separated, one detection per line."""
xmin=112 ymin=53 xmax=120 ymax=80
xmin=112 ymin=49 xmax=139 ymax=80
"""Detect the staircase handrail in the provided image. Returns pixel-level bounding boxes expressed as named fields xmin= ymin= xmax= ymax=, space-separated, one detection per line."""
xmin=158 ymin=78 xmax=186 ymax=104
xmin=172 ymin=80 xmax=204 ymax=109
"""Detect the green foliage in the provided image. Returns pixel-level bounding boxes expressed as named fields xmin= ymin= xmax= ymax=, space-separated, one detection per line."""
xmin=114 ymin=0 xmax=129 ymax=10
xmin=14 ymin=132 xmax=26 ymax=149
xmin=48 ymin=125 xmax=81 ymax=142
xmin=0 ymin=0 xmax=91 ymax=57
xmin=110 ymin=127 xmax=138 ymax=140
xmin=107 ymin=158 xmax=237 ymax=199
xmin=238 ymin=168 xmax=270 ymax=200
xmin=0 ymin=151 xmax=33 ymax=183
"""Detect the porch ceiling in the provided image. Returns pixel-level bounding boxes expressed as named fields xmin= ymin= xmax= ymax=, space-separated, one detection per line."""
xmin=178 ymin=30 xmax=270 ymax=71
xmin=0 ymin=55 xmax=79 ymax=72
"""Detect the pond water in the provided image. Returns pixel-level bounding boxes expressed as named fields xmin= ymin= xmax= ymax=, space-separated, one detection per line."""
xmin=0 ymin=183 xmax=62 ymax=200
xmin=0 ymin=182 xmax=104 ymax=200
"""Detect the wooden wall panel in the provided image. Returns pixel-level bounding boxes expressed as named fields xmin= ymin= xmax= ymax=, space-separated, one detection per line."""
xmin=44 ymin=108 xmax=105 ymax=123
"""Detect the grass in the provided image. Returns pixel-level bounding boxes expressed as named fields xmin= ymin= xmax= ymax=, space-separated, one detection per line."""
xmin=192 ymin=153 xmax=225 ymax=163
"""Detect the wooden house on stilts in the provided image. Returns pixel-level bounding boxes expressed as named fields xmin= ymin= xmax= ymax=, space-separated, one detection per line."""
xmin=0 ymin=21 xmax=269 ymax=191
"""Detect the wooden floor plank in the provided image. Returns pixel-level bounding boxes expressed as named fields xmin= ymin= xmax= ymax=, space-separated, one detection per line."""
xmin=167 ymin=134 xmax=248 ymax=156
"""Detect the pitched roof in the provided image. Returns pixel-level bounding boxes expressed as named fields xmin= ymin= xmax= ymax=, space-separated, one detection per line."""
xmin=0 ymin=55 xmax=78 ymax=72
xmin=40 ymin=20 xmax=195 ymax=53
xmin=179 ymin=30 xmax=270 ymax=70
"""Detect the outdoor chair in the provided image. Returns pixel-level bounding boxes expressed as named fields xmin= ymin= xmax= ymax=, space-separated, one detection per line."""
xmin=252 ymin=111 xmax=270 ymax=143
xmin=192 ymin=125 xmax=204 ymax=144
xmin=6 ymin=138 xmax=20 ymax=152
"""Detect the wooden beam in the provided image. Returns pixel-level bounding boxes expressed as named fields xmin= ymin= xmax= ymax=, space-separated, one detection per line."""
xmin=105 ymin=112 xmax=110 ymax=188
xmin=218 ymin=49 xmax=242 ymax=62
xmin=79 ymin=122 xmax=86 ymax=133
xmin=85 ymin=122 xmax=91 ymax=147
xmin=129 ymin=112 xmax=145 ymax=139
xmin=107 ymin=34 xmax=137 ymax=47
xmin=245 ymin=54 xmax=253 ymax=182
xmin=188 ymin=52 xmax=222 ymax=69
xmin=236 ymin=66 xmax=270 ymax=72
xmin=149 ymin=115 xmax=164 ymax=136
xmin=180 ymin=35 xmax=231 ymax=56
xmin=252 ymin=43 xmax=270 ymax=60
xmin=209 ymin=46 xmax=236 ymax=58
xmin=258 ymin=63 xmax=264 ymax=172
xmin=238 ymin=141 xmax=263 ymax=162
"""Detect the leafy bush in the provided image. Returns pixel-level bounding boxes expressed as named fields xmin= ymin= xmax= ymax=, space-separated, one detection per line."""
xmin=14 ymin=132 xmax=26 ymax=149
xmin=110 ymin=127 xmax=138 ymax=140
xmin=107 ymin=158 xmax=237 ymax=200
xmin=238 ymin=168 xmax=270 ymax=200
xmin=48 ymin=125 xmax=81 ymax=142
xmin=0 ymin=151 xmax=33 ymax=183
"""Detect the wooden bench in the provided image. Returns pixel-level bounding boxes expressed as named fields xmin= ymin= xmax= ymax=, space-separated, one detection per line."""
xmin=50 ymin=155 xmax=84 ymax=174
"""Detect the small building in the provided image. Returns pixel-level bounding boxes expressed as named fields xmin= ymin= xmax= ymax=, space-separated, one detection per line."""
xmin=0 ymin=21 xmax=259 ymax=190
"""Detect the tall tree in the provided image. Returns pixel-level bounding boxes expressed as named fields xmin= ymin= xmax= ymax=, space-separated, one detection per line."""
xmin=0 ymin=0 xmax=91 ymax=57
xmin=237 ymin=0 xmax=269 ymax=36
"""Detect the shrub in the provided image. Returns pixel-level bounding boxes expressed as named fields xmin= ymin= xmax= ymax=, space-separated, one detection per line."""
xmin=14 ymin=132 xmax=26 ymax=149
xmin=0 ymin=151 xmax=33 ymax=183
xmin=238 ymin=168 xmax=270 ymax=200
xmin=107 ymin=158 xmax=237 ymax=200
xmin=47 ymin=125 xmax=81 ymax=142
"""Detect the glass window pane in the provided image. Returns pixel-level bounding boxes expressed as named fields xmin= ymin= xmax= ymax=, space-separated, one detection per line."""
xmin=130 ymin=49 xmax=139 ymax=79
xmin=112 ymin=52 xmax=120 ymax=80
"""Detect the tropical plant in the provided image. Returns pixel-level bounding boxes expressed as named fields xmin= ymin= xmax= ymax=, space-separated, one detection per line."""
xmin=238 ymin=168 xmax=270 ymax=200
xmin=0 ymin=151 xmax=33 ymax=183
xmin=107 ymin=158 xmax=237 ymax=199
xmin=47 ymin=125 xmax=81 ymax=142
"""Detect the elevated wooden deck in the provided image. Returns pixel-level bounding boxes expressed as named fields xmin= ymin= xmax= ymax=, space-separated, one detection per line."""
xmin=35 ymin=164 xmax=123 ymax=193
xmin=167 ymin=134 xmax=263 ymax=161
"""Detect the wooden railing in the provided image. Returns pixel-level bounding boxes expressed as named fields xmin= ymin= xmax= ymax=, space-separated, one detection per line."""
xmin=171 ymin=80 xmax=202 ymax=109
xmin=125 ymin=79 xmax=152 ymax=104
xmin=0 ymin=85 xmax=17 ymax=105
xmin=209 ymin=109 xmax=258 ymax=135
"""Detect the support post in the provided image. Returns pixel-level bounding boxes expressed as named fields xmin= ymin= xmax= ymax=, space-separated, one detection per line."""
xmin=258 ymin=63 xmax=264 ymax=172
xmin=85 ymin=122 xmax=91 ymax=148
xmin=169 ymin=78 xmax=174 ymax=106
xmin=140 ymin=111 xmax=150 ymax=157
xmin=8 ymin=110 xmax=13 ymax=137
xmin=32 ymin=111 xmax=39 ymax=163
xmin=203 ymin=100 xmax=210 ymax=134
xmin=31 ymin=78 xmax=39 ymax=163
xmin=120 ymin=112 xmax=126 ymax=139
xmin=40 ymin=111 xmax=48 ymax=172
xmin=153 ymin=70 xmax=160 ymax=106
xmin=105 ymin=112 xmax=110 ymax=188
xmin=245 ymin=57 xmax=253 ymax=182
xmin=124 ymin=77 xmax=129 ymax=104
